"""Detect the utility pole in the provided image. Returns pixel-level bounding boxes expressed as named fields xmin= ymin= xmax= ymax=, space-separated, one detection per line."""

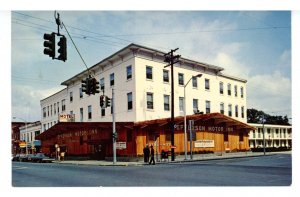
xmin=164 ymin=48 xmax=181 ymax=161
xmin=112 ymin=88 xmax=117 ymax=164
xmin=262 ymin=114 xmax=266 ymax=156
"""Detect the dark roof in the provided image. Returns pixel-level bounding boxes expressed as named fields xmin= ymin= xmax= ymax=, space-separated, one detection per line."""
xmin=37 ymin=113 xmax=254 ymax=141
xmin=36 ymin=122 xmax=134 ymax=140
xmin=134 ymin=113 xmax=255 ymax=131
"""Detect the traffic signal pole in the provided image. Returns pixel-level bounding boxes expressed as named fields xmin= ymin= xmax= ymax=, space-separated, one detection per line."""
xmin=164 ymin=48 xmax=180 ymax=161
xmin=112 ymin=88 xmax=117 ymax=164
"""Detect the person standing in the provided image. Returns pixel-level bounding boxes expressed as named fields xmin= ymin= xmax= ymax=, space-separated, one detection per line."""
xmin=149 ymin=145 xmax=155 ymax=165
xmin=143 ymin=145 xmax=150 ymax=163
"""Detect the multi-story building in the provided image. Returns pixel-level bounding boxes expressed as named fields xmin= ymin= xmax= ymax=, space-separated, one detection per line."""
xmin=248 ymin=123 xmax=292 ymax=148
xmin=40 ymin=43 xmax=247 ymax=130
xmin=19 ymin=121 xmax=42 ymax=153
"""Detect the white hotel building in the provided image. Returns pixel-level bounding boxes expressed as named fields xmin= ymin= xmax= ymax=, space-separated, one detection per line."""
xmin=40 ymin=43 xmax=247 ymax=132
xmin=248 ymin=123 xmax=292 ymax=148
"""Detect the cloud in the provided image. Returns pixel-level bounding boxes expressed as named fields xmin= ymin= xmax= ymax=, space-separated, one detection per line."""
xmin=12 ymin=84 xmax=65 ymax=121
xmin=247 ymin=71 xmax=291 ymax=116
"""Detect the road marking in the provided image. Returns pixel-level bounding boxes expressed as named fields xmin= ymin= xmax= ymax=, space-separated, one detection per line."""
xmin=12 ymin=166 xmax=28 ymax=170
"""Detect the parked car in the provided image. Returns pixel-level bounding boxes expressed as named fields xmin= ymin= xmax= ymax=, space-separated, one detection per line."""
xmin=30 ymin=153 xmax=55 ymax=163
xmin=12 ymin=154 xmax=28 ymax=162
xmin=26 ymin=154 xmax=36 ymax=162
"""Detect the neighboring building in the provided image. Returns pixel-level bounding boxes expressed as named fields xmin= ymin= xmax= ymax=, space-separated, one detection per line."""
xmin=19 ymin=121 xmax=42 ymax=153
xmin=11 ymin=122 xmax=25 ymax=155
xmin=40 ymin=43 xmax=247 ymax=132
xmin=248 ymin=123 xmax=292 ymax=149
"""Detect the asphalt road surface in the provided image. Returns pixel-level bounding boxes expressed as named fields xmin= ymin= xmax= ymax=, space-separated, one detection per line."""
xmin=12 ymin=154 xmax=291 ymax=187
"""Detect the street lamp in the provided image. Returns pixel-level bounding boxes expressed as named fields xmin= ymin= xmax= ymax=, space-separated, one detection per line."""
xmin=260 ymin=115 xmax=266 ymax=156
xmin=13 ymin=117 xmax=28 ymax=156
xmin=184 ymin=74 xmax=202 ymax=160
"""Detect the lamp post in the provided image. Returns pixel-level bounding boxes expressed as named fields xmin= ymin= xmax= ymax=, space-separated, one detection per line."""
xmin=260 ymin=115 xmax=266 ymax=156
xmin=184 ymin=74 xmax=202 ymax=160
xmin=13 ymin=117 xmax=28 ymax=156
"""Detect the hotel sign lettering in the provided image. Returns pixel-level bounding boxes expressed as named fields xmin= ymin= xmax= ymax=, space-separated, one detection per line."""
xmin=174 ymin=125 xmax=233 ymax=132
xmin=58 ymin=129 xmax=98 ymax=139
xmin=59 ymin=114 xmax=75 ymax=122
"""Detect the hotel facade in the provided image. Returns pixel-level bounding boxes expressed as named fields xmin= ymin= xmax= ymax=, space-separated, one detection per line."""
xmin=38 ymin=43 xmax=251 ymax=159
xmin=41 ymin=43 xmax=247 ymax=129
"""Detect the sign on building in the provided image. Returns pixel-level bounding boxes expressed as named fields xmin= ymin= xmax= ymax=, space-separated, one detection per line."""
xmin=59 ymin=114 xmax=75 ymax=122
xmin=194 ymin=140 xmax=215 ymax=148
xmin=116 ymin=142 xmax=126 ymax=150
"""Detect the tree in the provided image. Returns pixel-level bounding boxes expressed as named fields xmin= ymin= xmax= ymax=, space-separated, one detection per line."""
xmin=247 ymin=108 xmax=290 ymax=125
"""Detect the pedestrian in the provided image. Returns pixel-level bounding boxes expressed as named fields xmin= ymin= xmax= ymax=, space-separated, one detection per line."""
xmin=143 ymin=145 xmax=147 ymax=162
xmin=149 ymin=145 xmax=155 ymax=165
xmin=145 ymin=145 xmax=150 ymax=163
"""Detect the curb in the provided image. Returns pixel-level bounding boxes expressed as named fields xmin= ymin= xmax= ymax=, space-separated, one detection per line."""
xmin=53 ymin=153 xmax=277 ymax=166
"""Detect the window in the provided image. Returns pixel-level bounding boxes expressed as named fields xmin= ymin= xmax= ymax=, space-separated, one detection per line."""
xmin=101 ymin=108 xmax=105 ymax=117
xmin=57 ymin=102 xmax=59 ymax=113
xmin=205 ymin=79 xmax=210 ymax=90
xmin=193 ymin=99 xmax=198 ymax=111
xmin=163 ymin=69 xmax=169 ymax=83
xmin=127 ymin=130 xmax=132 ymax=142
xmin=127 ymin=65 xmax=132 ymax=80
xmin=219 ymin=82 xmax=224 ymax=94
xmin=62 ymin=99 xmax=66 ymax=111
xmin=127 ymin=92 xmax=133 ymax=110
xmin=50 ymin=105 xmax=52 ymax=116
xmin=147 ymin=92 xmax=154 ymax=109
xmin=43 ymin=107 xmax=46 ymax=118
xmin=258 ymin=129 xmax=261 ymax=138
xmin=228 ymin=104 xmax=232 ymax=117
xmin=220 ymin=103 xmax=224 ymax=114
xmin=227 ymin=84 xmax=231 ymax=96
xmin=206 ymin=100 xmax=211 ymax=114
xmin=88 ymin=105 xmax=92 ymax=119
xmin=178 ymin=73 xmax=184 ymax=85
xmin=253 ymin=131 xmax=256 ymax=138
xmin=80 ymin=108 xmax=83 ymax=122
xmin=146 ymin=66 xmax=153 ymax=80
xmin=47 ymin=106 xmax=49 ymax=116
xmin=192 ymin=76 xmax=197 ymax=88
xmin=241 ymin=106 xmax=244 ymax=118
xmin=164 ymin=95 xmax=170 ymax=111
xmin=234 ymin=85 xmax=238 ymax=97
xmin=239 ymin=132 xmax=243 ymax=141
xmin=224 ymin=132 xmax=228 ymax=142
xmin=79 ymin=88 xmax=83 ymax=98
xmin=70 ymin=92 xmax=73 ymax=102
xmin=241 ymin=86 xmax=244 ymax=98
xmin=110 ymin=73 xmax=115 ymax=86
xmin=235 ymin=105 xmax=238 ymax=117
xmin=100 ymin=77 xmax=105 ymax=91
xmin=179 ymin=97 xmax=184 ymax=112
xmin=54 ymin=103 xmax=56 ymax=115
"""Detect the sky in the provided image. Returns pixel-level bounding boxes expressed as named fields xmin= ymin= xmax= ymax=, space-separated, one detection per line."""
xmin=10 ymin=11 xmax=291 ymax=122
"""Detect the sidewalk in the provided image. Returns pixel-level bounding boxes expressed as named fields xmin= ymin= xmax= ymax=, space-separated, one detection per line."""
xmin=53 ymin=151 xmax=290 ymax=166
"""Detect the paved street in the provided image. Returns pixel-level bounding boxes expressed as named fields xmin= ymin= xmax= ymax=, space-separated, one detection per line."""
xmin=12 ymin=154 xmax=291 ymax=187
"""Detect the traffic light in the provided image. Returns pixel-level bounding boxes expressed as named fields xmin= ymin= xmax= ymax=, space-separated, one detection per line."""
xmin=112 ymin=132 xmax=118 ymax=140
xmin=43 ymin=33 xmax=55 ymax=59
xmin=57 ymin=35 xmax=67 ymax=62
xmin=81 ymin=77 xmax=90 ymax=95
xmin=100 ymin=95 xmax=104 ymax=108
xmin=105 ymin=96 xmax=111 ymax=107
xmin=90 ymin=78 xmax=100 ymax=95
